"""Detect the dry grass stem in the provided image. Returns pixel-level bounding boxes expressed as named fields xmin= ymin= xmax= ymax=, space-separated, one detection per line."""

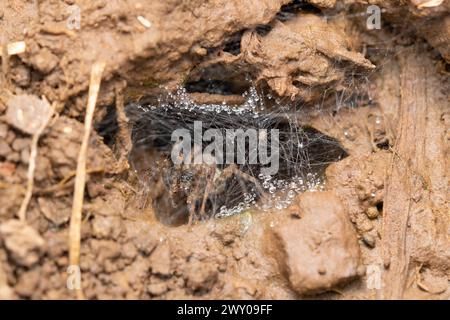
xmin=68 ymin=61 xmax=105 ymax=300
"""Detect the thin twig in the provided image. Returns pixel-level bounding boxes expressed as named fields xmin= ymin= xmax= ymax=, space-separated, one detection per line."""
xmin=68 ymin=61 xmax=105 ymax=300
xmin=1 ymin=35 xmax=9 ymax=89
xmin=18 ymin=103 xmax=54 ymax=221
xmin=36 ymin=167 xmax=105 ymax=195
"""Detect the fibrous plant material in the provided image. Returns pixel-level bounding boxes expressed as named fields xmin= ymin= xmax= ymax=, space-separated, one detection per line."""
xmin=0 ymin=36 xmax=9 ymax=88
xmin=381 ymin=48 xmax=448 ymax=299
xmin=5 ymin=94 xmax=54 ymax=221
xmin=68 ymin=61 xmax=105 ymax=300
xmin=5 ymin=41 xmax=26 ymax=56
xmin=17 ymin=108 xmax=53 ymax=222
xmin=126 ymin=89 xmax=348 ymax=225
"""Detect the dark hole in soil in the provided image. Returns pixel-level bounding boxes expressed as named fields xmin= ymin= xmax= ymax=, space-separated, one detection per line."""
xmin=96 ymin=104 xmax=119 ymax=148
xmin=376 ymin=139 xmax=390 ymax=150
xmin=376 ymin=201 xmax=383 ymax=213
xmin=185 ymin=79 xmax=248 ymax=95
xmin=277 ymin=0 xmax=321 ymax=22
xmin=125 ymin=96 xmax=348 ymax=226
xmin=223 ymin=30 xmax=245 ymax=55
xmin=255 ymin=25 xmax=272 ymax=36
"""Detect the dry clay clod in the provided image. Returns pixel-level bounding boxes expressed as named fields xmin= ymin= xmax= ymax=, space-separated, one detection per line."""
xmin=5 ymin=94 xmax=52 ymax=135
xmin=188 ymin=13 xmax=374 ymax=102
xmin=268 ymin=191 xmax=362 ymax=295
xmin=0 ymin=220 xmax=45 ymax=268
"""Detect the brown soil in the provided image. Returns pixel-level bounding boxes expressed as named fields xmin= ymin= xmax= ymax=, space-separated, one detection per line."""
xmin=0 ymin=0 xmax=449 ymax=300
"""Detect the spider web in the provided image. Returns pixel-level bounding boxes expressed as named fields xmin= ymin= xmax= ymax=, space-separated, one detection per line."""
xmin=127 ymin=87 xmax=347 ymax=224
xmin=122 ymin=2 xmax=445 ymax=225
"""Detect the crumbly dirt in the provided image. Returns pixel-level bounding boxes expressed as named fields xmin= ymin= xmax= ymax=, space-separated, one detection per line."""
xmin=267 ymin=191 xmax=363 ymax=295
xmin=0 ymin=0 xmax=449 ymax=300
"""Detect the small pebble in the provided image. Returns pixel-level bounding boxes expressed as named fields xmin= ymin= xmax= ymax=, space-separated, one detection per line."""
xmin=0 ymin=140 xmax=11 ymax=157
xmin=6 ymin=152 xmax=20 ymax=163
xmin=366 ymin=206 xmax=379 ymax=219
xmin=0 ymin=123 xmax=8 ymax=138
xmin=147 ymin=282 xmax=168 ymax=296
xmin=317 ymin=267 xmax=327 ymax=275
xmin=362 ymin=234 xmax=376 ymax=248
xmin=12 ymin=138 xmax=30 ymax=151
xmin=29 ymin=48 xmax=58 ymax=74
xmin=6 ymin=94 xmax=53 ymax=135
